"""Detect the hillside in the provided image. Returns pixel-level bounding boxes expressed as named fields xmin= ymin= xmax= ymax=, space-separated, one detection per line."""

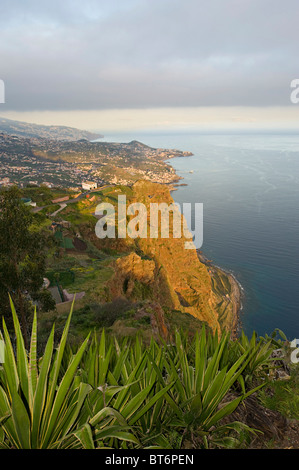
xmin=0 ymin=116 xmax=103 ymax=141
xmin=1 ymin=184 xmax=299 ymax=451
xmin=24 ymin=182 xmax=240 ymax=341
xmin=103 ymin=181 xmax=239 ymax=336
xmin=0 ymin=131 xmax=191 ymax=188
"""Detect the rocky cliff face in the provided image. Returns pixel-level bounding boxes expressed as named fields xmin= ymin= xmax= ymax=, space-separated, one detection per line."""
xmin=105 ymin=180 xmax=239 ymax=335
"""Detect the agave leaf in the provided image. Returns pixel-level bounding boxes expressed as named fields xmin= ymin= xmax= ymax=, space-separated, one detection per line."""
xmin=195 ymin=327 xmax=207 ymax=392
xmin=31 ymin=325 xmax=55 ymax=448
xmin=43 ymin=300 xmax=75 ymax=418
xmin=50 ymin=382 xmax=92 ymax=446
xmin=95 ymin=427 xmax=140 ymax=446
xmin=120 ymin=381 xmax=155 ymax=421
xmin=112 ymin=352 xmax=147 ymax=410
xmin=98 ymin=344 xmax=112 ymax=387
xmin=28 ymin=309 xmax=38 ymax=411
xmin=73 ymin=423 xmax=95 ymax=449
xmin=89 ymin=406 xmax=128 ymax=428
xmin=129 ymin=381 xmax=175 ymax=425
xmin=204 ymin=396 xmax=242 ymax=429
xmin=0 ymin=386 xmax=19 ymax=448
xmin=41 ymin=333 xmax=90 ymax=448
xmin=11 ymin=390 xmax=31 ymax=448
xmin=1 ymin=318 xmax=19 ymax=396
xmin=9 ymin=295 xmax=29 ymax=403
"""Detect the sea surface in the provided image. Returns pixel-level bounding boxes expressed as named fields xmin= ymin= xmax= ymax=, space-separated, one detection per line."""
xmin=101 ymin=132 xmax=299 ymax=339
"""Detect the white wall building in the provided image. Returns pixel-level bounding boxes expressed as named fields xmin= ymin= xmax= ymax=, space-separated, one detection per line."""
xmin=82 ymin=181 xmax=97 ymax=190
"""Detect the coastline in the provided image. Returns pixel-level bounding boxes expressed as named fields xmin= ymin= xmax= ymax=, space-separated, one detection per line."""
xmin=165 ymin=151 xmax=243 ymax=338
xmin=196 ymin=250 xmax=243 ymax=339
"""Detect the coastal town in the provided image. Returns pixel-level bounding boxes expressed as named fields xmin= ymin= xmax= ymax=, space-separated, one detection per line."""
xmin=0 ymin=131 xmax=192 ymax=189
xmin=0 ymin=149 xmax=105 ymax=189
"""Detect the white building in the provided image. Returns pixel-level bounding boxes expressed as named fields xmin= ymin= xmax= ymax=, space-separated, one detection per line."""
xmin=82 ymin=181 xmax=97 ymax=190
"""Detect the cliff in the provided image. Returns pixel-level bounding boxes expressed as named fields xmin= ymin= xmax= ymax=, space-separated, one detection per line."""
xmin=103 ymin=180 xmax=240 ymax=336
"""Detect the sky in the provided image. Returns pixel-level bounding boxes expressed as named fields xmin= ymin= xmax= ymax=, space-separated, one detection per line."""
xmin=0 ymin=0 xmax=299 ymax=133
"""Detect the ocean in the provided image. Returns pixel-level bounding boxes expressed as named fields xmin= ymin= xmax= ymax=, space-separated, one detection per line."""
xmin=101 ymin=132 xmax=299 ymax=339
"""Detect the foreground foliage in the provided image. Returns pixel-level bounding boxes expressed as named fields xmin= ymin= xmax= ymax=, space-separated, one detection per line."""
xmin=0 ymin=300 xmax=280 ymax=449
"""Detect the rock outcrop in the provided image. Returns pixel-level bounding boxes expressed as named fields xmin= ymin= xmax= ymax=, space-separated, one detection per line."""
xmin=106 ymin=180 xmax=239 ymax=335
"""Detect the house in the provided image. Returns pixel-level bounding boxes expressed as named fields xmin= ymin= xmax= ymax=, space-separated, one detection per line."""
xmin=41 ymin=182 xmax=54 ymax=188
xmin=0 ymin=178 xmax=10 ymax=186
xmin=82 ymin=181 xmax=97 ymax=190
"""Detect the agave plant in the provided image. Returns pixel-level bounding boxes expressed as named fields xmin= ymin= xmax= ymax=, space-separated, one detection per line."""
xmin=232 ymin=330 xmax=276 ymax=387
xmin=74 ymin=332 xmax=176 ymax=449
xmin=157 ymin=327 xmax=264 ymax=448
xmin=0 ymin=298 xmax=139 ymax=449
xmin=0 ymin=298 xmax=275 ymax=449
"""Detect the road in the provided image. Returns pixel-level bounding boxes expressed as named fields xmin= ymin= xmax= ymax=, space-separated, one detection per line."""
xmin=32 ymin=184 xmax=113 ymax=215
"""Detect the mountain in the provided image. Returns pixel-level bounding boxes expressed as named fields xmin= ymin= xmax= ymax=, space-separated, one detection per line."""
xmin=0 ymin=116 xmax=103 ymax=141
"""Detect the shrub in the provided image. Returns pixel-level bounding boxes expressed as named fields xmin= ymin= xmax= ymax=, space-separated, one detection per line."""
xmin=0 ymin=299 xmax=281 ymax=449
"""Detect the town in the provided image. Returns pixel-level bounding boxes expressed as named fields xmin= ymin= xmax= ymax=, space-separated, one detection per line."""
xmin=0 ymin=132 xmax=192 ymax=189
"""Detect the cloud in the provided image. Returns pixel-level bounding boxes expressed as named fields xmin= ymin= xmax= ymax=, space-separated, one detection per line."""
xmin=0 ymin=0 xmax=298 ymax=111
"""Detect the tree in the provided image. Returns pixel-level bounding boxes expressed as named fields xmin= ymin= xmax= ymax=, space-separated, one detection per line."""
xmin=0 ymin=186 xmax=55 ymax=348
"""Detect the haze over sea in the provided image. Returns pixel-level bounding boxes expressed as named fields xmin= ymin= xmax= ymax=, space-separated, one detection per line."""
xmin=101 ymin=131 xmax=299 ymax=339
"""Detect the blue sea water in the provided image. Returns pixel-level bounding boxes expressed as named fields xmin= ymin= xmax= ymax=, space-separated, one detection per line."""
xmin=102 ymin=132 xmax=299 ymax=339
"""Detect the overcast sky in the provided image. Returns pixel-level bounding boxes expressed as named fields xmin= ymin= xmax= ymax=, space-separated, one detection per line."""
xmin=1 ymin=0 xmax=299 ymax=131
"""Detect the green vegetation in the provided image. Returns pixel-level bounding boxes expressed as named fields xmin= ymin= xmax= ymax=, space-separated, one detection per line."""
xmin=0 ymin=187 xmax=56 ymax=348
xmin=1 ymin=299 xmax=297 ymax=449
xmin=45 ymin=253 xmax=115 ymax=305
xmin=259 ymin=372 xmax=299 ymax=421
xmin=38 ymin=298 xmax=138 ymax=342
xmin=0 ymin=185 xmax=298 ymax=450
xmin=21 ymin=186 xmax=70 ymax=206
xmin=5 ymin=184 xmax=240 ymax=340
xmin=54 ymin=230 xmax=75 ymax=249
